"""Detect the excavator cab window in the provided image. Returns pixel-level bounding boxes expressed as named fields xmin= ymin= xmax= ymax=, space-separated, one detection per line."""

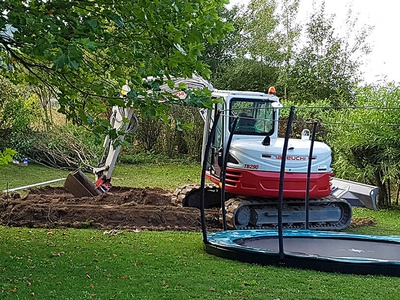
xmin=236 ymin=113 xmax=257 ymax=133
xmin=230 ymin=98 xmax=274 ymax=135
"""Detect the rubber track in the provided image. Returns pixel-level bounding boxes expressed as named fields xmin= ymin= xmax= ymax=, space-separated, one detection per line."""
xmin=223 ymin=197 xmax=352 ymax=230
xmin=172 ymin=186 xmax=352 ymax=230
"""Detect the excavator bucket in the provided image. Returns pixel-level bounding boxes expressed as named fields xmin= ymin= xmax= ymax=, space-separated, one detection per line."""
xmin=64 ymin=170 xmax=102 ymax=198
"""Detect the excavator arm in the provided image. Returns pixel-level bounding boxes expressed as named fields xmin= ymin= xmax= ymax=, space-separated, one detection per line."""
xmin=63 ymin=75 xmax=217 ymax=197
xmin=92 ymin=104 xmax=138 ymax=191
xmin=64 ymin=85 xmax=138 ymax=197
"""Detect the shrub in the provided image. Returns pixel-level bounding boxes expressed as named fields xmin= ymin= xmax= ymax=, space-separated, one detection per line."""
xmin=0 ymin=76 xmax=39 ymax=157
xmin=21 ymin=125 xmax=103 ymax=170
xmin=0 ymin=148 xmax=17 ymax=165
xmin=125 ymin=106 xmax=204 ymax=161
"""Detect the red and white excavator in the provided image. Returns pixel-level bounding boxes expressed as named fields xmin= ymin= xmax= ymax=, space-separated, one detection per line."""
xmin=64 ymin=76 xmax=378 ymax=230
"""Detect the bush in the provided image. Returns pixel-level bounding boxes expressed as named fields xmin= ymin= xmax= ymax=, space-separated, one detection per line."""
xmin=125 ymin=106 xmax=204 ymax=161
xmin=323 ymin=83 xmax=400 ymax=206
xmin=21 ymin=125 xmax=103 ymax=170
xmin=0 ymin=76 xmax=39 ymax=157
xmin=0 ymin=148 xmax=17 ymax=165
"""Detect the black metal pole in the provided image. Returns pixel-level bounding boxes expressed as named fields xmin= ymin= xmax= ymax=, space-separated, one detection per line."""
xmin=200 ymin=111 xmax=221 ymax=244
xmin=278 ymin=106 xmax=295 ymax=260
xmin=221 ymin=117 xmax=239 ymax=230
xmin=305 ymin=122 xmax=317 ymax=229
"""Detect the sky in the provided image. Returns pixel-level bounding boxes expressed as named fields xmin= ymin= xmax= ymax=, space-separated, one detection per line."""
xmin=226 ymin=0 xmax=400 ymax=84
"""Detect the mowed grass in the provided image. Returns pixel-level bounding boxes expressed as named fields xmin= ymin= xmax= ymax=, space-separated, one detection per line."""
xmin=1 ymin=161 xmax=202 ymax=193
xmin=2 ymin=228 xmax=400 ymax=300
xmin=1 ymin=163 xmax=400 ymax=299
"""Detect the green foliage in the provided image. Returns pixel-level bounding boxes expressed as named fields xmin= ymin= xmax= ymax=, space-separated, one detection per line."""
xmin=0 ymin=148 xmax=17 ymax=165
xmin=278 ymin=99 xmax=333 ymax=140
xmin=275 ymin=0 xmax=301 ymax=99
xmin=206 ymin=1 xmax=283 ymax=91
xmin=212 ymin=58 xmax=279 ymax=91
xmin=286 ymin=2 xmax=370 ymax=104
xmin=0 ymin=75 xmax=40 ymax=160
xmin=19 ymin=125 xmax=103 ymax=170
xmin=323 ymin=83 xmax=400 ymax=206
xmin=209 ymin=0 xmax=371 ymax=103
xmin=1 ymin=0 xmax=230 ymax=131
xmin=125 ymin=106 xmax=204 ymax=161
xmin=201 ymin=5 xmax=240 ymax=83
xmin=243 ymin=0 xmax=281 ymax=64
xmin=0 ymin=76 xmax=34 ymax=132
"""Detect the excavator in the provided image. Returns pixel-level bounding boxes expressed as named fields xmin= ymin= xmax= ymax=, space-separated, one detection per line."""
xmin=64 ymin=76 xmax=378 ymax=230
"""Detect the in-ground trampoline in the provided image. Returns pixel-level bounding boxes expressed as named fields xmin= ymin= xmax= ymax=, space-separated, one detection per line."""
xmin=205 ymin=230 xmax=400 ymax=276
xmin=199 ymin=108 xmax=400 ymax=277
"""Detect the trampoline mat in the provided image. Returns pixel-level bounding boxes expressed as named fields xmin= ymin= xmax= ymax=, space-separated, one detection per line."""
xmin=235 ymin=236 xmax=400 ymax=261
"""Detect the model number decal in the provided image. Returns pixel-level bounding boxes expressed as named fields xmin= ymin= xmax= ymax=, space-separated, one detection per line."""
xmin=244 ymin=164 xmax=259 ymax=169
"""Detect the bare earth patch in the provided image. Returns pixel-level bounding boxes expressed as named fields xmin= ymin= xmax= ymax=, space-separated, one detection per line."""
xmin=0 ymin=187 xmax=377 ymax=231
xmin=0 ymin=186 xmax=221 ymax=231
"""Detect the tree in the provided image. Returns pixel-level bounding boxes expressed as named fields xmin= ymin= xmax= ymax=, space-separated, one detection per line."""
xmin=202 ymin=0 xmax=282 ymax=91
xmin=1 ymin=0 xmax=230 ymax=130
xmin=0 ymin=76 xmax=36 ymax=145
xmin=275 ymin=0 xmax=301 ymax=99
xmin=207 ymin=0 xmax=371 ymax=103
xmin=287 ymin=1 xmax=372 ymax=104
xmin=211 ymin=58 xmax=278 ymax=91
xmin=201 ymin=5 xmax=242 ymax=82
xmin=241 ymin=0 xmax=281 ymax=66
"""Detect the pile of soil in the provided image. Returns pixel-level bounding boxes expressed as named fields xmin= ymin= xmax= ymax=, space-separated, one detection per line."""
xmin=0 ymin=186 xmax=221 ymax=231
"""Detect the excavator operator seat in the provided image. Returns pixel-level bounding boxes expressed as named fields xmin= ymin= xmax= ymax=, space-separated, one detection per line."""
xmin=236 ymin=113 xmax=257 ymax=133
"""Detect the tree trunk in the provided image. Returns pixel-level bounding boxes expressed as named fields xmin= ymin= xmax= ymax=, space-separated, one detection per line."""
xmin=375 ymin=169 xmax=388 ymax=207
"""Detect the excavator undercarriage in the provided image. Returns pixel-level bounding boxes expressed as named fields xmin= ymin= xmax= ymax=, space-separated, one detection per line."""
xmin=171 ymin=184 xmax=353 ymax=230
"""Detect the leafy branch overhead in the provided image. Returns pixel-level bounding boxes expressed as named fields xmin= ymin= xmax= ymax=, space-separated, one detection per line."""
xmin=0 ymin=0 xmax=231 ymax=126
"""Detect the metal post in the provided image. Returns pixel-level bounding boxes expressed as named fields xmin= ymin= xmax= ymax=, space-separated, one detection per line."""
xmin=278 ymin=106 xmax=295 ymax=260
xmin=221 ymin=117 xmax=239 ymax=230
xmin=200 ymin=111 xmax=221 ymax=244
xmin=2 ymin=178 xmax=66 ymax=193
xmin=305 ymin=122 xmax=317 ymax=229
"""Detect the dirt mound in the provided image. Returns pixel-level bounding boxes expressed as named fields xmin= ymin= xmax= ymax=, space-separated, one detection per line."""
xmin=0 ymin=186 xmax=221 ymax=231
xmin=349 ymin=217 xmax=377 ymax=228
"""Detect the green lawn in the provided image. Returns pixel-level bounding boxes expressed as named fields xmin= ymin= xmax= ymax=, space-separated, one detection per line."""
xmin=1 ymin=163 xmax=400 ymax=299
xmin=2 ymin=228 xmax=400 ymax=300
xmin=1 ymin=162 xmax=202 ymax=192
